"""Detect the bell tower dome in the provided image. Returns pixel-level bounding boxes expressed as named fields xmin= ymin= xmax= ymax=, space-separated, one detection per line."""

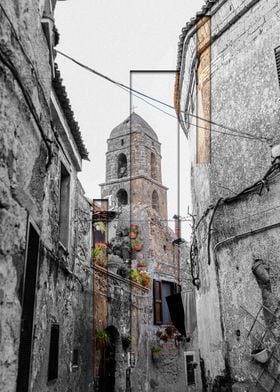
xmin=100 ymin=112 xmax=168 ymax=220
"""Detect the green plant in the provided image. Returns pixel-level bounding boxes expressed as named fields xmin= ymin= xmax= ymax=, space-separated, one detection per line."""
xmin=92 ymin=243 xmax=108 ymax=266
xmin=94 ymin=221 xmax=106 ymax=234
xmin=131 ymin=238 xmax=143 ymax=251
xmin=96 ymin=329 xmax=109 ymax=342
xmin=156 ymin=328 xmax=163 ymax=338
xmin=151 ymin=345 xmax=162 ymax=353
xmin=130 ymin=224 xmax=139 ymax=233
xmin=130 ymin=268 xmax=151 ymax=287
xmin=96 ymin=329 xmax=109 ymax=350
xmin=165 ymin=323 xmax=176 ymax=337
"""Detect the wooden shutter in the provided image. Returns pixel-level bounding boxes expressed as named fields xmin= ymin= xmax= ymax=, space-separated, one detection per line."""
xmin=153 ymin=280 xmax=162 ymax=325
xmin=172 ymin=282 xmax=181 ymax=295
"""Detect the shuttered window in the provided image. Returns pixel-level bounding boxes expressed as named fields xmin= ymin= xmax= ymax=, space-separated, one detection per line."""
xmin=153 ymin=280 xmax=162 ymax=325
xmin=48 ymin=324 xmax=59 ymax=381
xmin=153 ymin=280 xmax=181 ymax=325
xmin=275 ymin=46 xmax=280 ymax=86
xmin=59 ymin=163 xmax=70 ymax=249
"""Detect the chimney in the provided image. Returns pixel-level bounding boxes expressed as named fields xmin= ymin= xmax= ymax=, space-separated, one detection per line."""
xmin=173 ymin=215 xmax=181 ymax=239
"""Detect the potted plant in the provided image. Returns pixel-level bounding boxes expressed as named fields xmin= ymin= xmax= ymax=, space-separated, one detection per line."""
xmin=138 ymin=270 xmax=151 ymax=287
xmin=137 ymin=262 xmax=148 ymax=271
xmin=160 ymin=333 xmax=169 ymax=342
xmin=151 ymin=345 xmax=162 ymax=362
xmin=92 ymin=243 xmax=108 ymax=267
xmin=94 ymin=221 xmax=106 ymax=233
xmin=130 ymin=269 xmax=140 ymax=284
xmin=96 ymin=329 xmax=109 ymax=350
xmin=251 ymin=345 xmax=268 ymax=363
xmin=130 ymin=224 xmax=138 ymax=239
xmin=165 ymin=323 xmax=176 ymax=337
xmin=131 ymin=238 xmax=143 ymax=251
xmin=156 ymin=328 xmax=163 ymax=338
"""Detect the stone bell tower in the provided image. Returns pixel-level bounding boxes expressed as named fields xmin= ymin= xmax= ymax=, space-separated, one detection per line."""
xmin=100 ymin=112 xmax=168 ymax=220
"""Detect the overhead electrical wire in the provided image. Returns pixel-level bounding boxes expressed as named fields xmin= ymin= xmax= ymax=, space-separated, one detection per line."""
xmin=57 ymin=49 xmax=270 ymax=143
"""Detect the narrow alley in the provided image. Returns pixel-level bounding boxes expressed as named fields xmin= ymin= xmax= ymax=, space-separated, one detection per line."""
xmin=1 ymin=1 xmax=280 ymax=392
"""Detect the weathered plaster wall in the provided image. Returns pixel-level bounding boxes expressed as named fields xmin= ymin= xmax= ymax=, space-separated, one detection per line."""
xmin=213 ymin=175 xmax=280 ymax=388
xmin=0 ymin=1 xmax=93 ymax=391
xmin=180 ymin=0 xmax=280 ymax=389
xmin=210 ymin=0 xmax=280 ymax=200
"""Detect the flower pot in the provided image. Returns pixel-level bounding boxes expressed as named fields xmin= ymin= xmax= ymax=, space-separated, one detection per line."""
xmin=96 ymin=339 xmax=107 ymax=350
xmin=252 ymin=260 xmax=270 ymax=284
xmin=134 ymin=243 xmax=143 ymax=251
xmin=251 ymin=348 xmax=268 ymax=363
xmin=130 ymin=232 xmax=137 ymax=239
xmin=152 ymin=351 xmax=161 ymax=363
xmin=137 ymin=263 xmax=147 ymax=271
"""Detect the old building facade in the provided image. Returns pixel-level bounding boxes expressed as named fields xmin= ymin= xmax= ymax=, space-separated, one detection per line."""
xmin=0 ymin=1 xmax=93 ymax=391
xmin=91 ymin=113 xmax=190 ymax=392
xmin=176 ymin=0 xmax=280 ymax=390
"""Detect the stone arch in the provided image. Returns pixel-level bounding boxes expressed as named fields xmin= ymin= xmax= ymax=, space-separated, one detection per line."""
xmin=117 ymin=153 xmax=127 ymax=178
xmin=151 ymin=152 xmax=157 ymax=180
xmin=116 ymin=189 xmax=128 ymax=206
xmin=152 ymin=190 xmax=159 ymax=212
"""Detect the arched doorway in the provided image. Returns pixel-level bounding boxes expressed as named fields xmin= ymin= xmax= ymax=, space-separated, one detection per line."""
xmin=99 ymin=326 xmax=119 ymax=392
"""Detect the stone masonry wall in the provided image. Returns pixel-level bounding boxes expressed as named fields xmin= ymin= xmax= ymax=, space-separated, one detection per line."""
xmin=0 ymin=2 xmax=93 ymax=391
xmin=179 ymin=0 xmax=280 ymax=387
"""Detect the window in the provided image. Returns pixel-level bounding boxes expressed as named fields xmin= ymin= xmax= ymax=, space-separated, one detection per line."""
xmin=117 ymin=153 xmax=127 ymax=178
xmin=121 ymin=139 xmax=124 ymax=146
xmin=151 ymin=152 xmax=157 ymax=180
xmin=72 ymin=348 xmax=79 ymax=368
xmin=59 ymin=163 xmax=70 ymax=249
xmin=116 ymin=189 xmax=128 ymax=206
xmin=153 ymin=280 xmax=180 ymax=325
xmin=185 ymin=352 xmax=196 ymax=385
xmin=152 ymin=190 xmax=159 ymax=212
xmin=41 ymin=0 xmax=55 ymax=78
xmin=48 ymin=324 xmax=59 ymax=381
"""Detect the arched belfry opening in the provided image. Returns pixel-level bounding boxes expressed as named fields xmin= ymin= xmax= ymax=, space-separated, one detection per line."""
xmin=152 ymin=190 xmax=159 ymax=212
xmin=117 ymin=153 xmax=127 ymax=178
xmin=151 ymin=152 xmax=157 ymax=180
xmin=116 ymin=189 xmax=128 ymax=206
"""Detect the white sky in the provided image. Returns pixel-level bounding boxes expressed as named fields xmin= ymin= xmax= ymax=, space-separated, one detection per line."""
xmin=55 ymin=0 xmax=205 ymax=238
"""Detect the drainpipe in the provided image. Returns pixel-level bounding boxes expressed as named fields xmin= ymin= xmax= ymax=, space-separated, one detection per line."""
xmin=213 ymin=222 xmax=280 ymax=263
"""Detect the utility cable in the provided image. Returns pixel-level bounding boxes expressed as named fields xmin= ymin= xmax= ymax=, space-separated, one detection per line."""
xmin=0 ymin=47 xmax=52 ymax=169
xmin=56 ymin=50 xmax=269 ymax=143
xmin=0 ymin=4 xmax=50 ymax=111
xmin=130 ymin=88 xmax=264 ymax=141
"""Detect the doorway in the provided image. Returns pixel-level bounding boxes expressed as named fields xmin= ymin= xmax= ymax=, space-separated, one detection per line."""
xmin=16 ymin=221 xmax=40 ymax=392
